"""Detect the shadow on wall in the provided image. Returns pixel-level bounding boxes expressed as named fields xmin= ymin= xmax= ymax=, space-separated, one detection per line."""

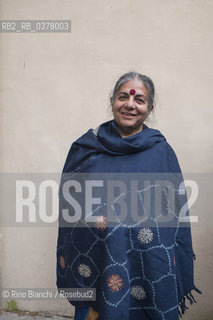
xmin=184 ymin=310 xmax=213 ymax=320
xmin=199 ymin=315 xmax=213 ymax=320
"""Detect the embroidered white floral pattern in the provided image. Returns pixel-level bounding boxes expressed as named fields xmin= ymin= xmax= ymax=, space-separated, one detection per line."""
xmin=95 ymin=216 xmax=108 ymax=231
xmin=137 ymin=228 xmax=153 ymax=244
xmin=107 ymin=274 xmax=124 ymax=292
xmin=78 ymin=263 xmax=91 ymax=278
xmin=131 ymin=285 xmax=146 ymax=300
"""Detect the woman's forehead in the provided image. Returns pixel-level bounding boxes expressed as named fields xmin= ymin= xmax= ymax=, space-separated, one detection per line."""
xmin=118 ymin=79 xmax=148 ymax=95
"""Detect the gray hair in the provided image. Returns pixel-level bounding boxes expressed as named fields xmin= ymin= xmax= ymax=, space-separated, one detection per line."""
xmin=111 ymin=72 xmax=155 ymax=111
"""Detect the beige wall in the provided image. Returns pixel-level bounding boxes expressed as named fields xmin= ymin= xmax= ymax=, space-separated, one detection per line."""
xmin=0 ymin=0 xmax=213 ymax=319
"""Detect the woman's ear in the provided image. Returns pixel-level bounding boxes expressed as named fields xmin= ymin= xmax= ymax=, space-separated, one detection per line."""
xmin=110 ymin=97 xmax=114 ymax=111
xmin=147 ymin=105 xmax=154 ymax=116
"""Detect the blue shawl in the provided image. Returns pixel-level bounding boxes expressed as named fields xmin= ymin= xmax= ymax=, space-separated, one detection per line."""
xmin=56 ymin=120 xmax=200 ymax=320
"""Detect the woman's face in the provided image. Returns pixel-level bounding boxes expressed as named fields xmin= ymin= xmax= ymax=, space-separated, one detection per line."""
xmin=111 ymin=79 xmax=153 ymax=138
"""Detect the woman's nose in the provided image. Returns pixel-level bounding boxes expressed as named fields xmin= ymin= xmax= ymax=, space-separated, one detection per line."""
xmin=125 ymin=97 xmax=135 ymax=108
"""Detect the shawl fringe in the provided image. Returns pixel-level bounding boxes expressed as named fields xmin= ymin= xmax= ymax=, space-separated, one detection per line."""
xmin=179 ymin=287 xmax=202 ymax=317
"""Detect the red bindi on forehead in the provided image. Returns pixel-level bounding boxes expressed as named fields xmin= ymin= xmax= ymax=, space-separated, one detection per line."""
xmin=130 ymin=89 xmax=136 ymax=95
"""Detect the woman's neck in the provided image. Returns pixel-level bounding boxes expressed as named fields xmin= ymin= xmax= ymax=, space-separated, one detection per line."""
xmin=117 ymin=124 xmax=143 ymax=138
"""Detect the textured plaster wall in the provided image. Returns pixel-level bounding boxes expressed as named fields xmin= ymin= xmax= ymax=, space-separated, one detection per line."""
xmin=0 ymin=0 xmax=213 ymax=319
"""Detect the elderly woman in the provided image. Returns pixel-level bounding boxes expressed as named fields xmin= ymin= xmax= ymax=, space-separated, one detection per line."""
xmin=56 ymin=72 xmax=200 ymax=320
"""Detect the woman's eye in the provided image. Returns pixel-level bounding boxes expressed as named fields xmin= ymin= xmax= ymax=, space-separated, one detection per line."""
xmin=119 ymin=96 xmax=127 ymax=100
xmin=136 ymin=99 xmax=144 ymax=103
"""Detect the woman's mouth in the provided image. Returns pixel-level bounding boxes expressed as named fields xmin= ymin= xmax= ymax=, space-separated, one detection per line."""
xmin=120 ymin=112 xmax=136 ymax=119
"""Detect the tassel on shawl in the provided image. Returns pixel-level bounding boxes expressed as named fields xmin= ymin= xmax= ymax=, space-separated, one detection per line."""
xmin=179 ymin=287 xmax=202 ymax=317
